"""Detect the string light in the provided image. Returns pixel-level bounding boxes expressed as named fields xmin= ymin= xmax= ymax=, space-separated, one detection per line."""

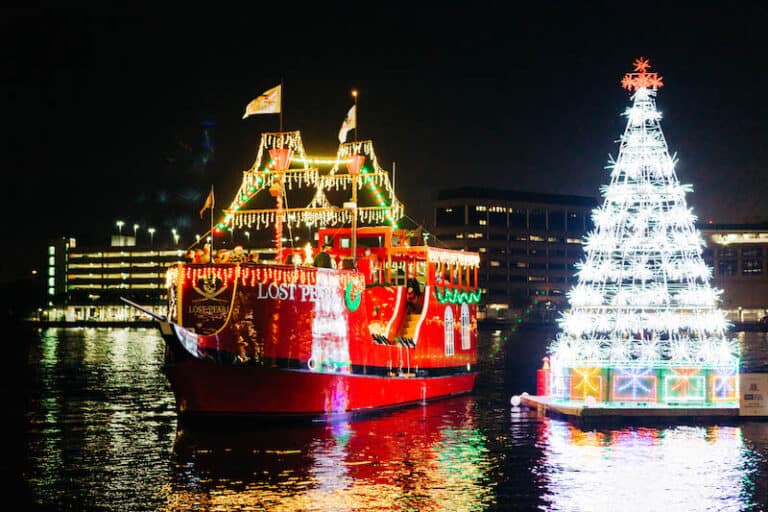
xmin=216 ymin=132 xmax=403 ymax=231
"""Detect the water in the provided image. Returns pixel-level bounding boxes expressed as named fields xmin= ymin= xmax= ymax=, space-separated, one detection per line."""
xmin=15 ymin=325 xmax=768 ymax=511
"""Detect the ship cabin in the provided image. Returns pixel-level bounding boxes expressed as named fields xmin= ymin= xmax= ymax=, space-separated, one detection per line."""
xmin=313 ymin=226 xmax=480 ymax=298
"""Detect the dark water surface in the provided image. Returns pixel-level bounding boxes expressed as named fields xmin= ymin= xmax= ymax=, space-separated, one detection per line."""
xmin=16 ymin=325 xmax=768 ymax=511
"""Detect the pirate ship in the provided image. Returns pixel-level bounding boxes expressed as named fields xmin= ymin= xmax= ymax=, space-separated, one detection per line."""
xmin=153 ymin=124 xmax=482 ymax=418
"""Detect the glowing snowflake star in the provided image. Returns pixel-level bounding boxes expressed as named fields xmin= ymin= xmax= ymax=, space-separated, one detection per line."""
xmin=633 ymin=57 xmax=651 ymax=72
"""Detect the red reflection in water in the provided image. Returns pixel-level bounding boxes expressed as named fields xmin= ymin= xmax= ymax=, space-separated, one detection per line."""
xmin=168 ymin=397 xmax=494 ymax=511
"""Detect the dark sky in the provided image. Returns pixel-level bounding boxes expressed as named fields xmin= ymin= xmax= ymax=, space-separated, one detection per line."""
xmin=2 ymin=4 xmax=768 ymax=283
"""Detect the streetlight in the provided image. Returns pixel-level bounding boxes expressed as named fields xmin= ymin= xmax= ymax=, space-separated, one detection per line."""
xmin=244 ymin=231 xmax=250 ymax=244
xmin=116 ymin=220 xmax=124 ymax=236
xmin=148 ymin=227 xmax=156 ymax=247
xmin=133 ymin=224 xmax=139 ymax=238
xmin=172 ymin=228 xmax=180 ymax=246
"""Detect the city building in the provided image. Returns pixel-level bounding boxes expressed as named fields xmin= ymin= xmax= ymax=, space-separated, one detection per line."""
xmin=698 ymin=222 xmax=768 ymax=323
xmin=432 ymin=187 xmax=597 ymax=321
xmin=45 ymin=235 xmax=186 ymax=322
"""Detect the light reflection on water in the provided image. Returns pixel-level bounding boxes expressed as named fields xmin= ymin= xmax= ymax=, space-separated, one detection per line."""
xmin=20 ymin=327 xmax=768 ymax=510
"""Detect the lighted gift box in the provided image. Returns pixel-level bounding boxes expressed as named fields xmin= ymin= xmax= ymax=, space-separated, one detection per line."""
xmin=569 ymin=367 xmax=605 ymax=402
xmin=662 ymin=368 xmax=706 ymax=403
xmin=611 ymin=367 xmax=658 ymax=402
xmin=709 ymin=371 xmax=738 ymax=402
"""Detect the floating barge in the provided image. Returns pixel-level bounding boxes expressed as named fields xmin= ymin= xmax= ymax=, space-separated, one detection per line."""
xmin=520 ymin=394 xmax=739 ymax=424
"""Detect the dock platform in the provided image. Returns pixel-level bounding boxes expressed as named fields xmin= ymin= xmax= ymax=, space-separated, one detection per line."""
xmin=520 ymin=395 xmax=741 ymax=424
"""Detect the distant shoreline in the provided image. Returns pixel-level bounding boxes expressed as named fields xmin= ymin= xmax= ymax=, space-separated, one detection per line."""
xmin=24 ymin=320 xmax=157 ymax=328
xmin=21 ymin=319 xmax=768 ymax=332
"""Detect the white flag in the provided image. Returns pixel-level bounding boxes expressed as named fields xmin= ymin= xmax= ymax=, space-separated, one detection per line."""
xmin=338 ymin=105 xmax=356 ymax=143
xmin=199 ymin=187 xmax=214 ymax=218
xmin=242 ymin=85 xmax=281 ymax=119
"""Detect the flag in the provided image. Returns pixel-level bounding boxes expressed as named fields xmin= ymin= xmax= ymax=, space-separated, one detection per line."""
xmin=242 ymin=85 xmax=281 ymax=119
xmin=199 ymin=188 xmax=214 ymax=218
xmin=338 ymin=105 xmax=356 ymax=143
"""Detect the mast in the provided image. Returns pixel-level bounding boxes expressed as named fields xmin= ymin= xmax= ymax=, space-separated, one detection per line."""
xmin=351 ymin=89 xmax=359 ymax=268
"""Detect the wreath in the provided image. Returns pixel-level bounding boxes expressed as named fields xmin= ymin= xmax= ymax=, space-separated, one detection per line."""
xmin=345 ymin=280 xmax=362 ymax=312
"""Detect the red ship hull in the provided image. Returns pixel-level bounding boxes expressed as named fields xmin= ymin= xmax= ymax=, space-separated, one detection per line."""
xmin=163 ymin=343 xmax=477 ymax=417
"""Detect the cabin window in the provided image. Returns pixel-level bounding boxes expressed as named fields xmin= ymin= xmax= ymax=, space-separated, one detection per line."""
xmin=461 ymin=303 xmax=471 ymax=350
xmin=444 ymin=306 xmax=455 ymax=356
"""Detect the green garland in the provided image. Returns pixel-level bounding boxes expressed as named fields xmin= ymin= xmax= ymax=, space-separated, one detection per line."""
xmin=434 ymin=286 xmax=482 ymax=305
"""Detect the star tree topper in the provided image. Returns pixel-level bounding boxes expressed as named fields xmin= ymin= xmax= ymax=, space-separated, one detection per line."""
xmin=620 ymin=57 xmax=664 ymax=91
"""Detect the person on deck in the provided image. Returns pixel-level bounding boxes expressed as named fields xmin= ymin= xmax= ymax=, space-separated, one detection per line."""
xmin=201 ymin=244 xmax=212 ymax=264
xmin=313 ymin=244 xmax=334 ymax=268
xmin=216 ymin=249 xmax=230 ymax=263
xmin=357 ymin=248 xmax=378 ymax=284
xmin=230 ymin=245 xmax=246 ymax=263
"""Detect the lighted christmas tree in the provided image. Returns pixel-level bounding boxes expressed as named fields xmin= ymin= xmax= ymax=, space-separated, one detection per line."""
xmin=547 ymin=58 xmax=740 ymax=406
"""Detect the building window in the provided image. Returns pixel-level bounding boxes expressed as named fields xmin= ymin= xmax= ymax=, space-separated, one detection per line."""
xmin=742 ymin=259 xmax=763 ymax=275
xmin=549 ymin=210 xmax=565 ymax=231
xmin=461 ymin=304 xmax=471 ymax=350
xmin=528 ymin=276 xmax=546 ymax=282
xmin=489 ymin=209 xmax=507 ymax=227
xmin=436 ymin=207 xmax=465 ymax=226
xmin=444 ymin=306 xmax=455 ymax=356
xmin=530 ymin=234 xmax=545 ymax=242
xmin=529 ymin=209 xmax=546 ymax=230
xmin=718 ymin=247 xmax=737 ymax=259
xmin=468 ymin=206 xmax=486 ymax=225
xmin=567 ymin=211 xmax=584 ymax=232
xmin=48 ymin=246 xmax=55 ymax=256
xmin=743 ymin=247 xmax=763 ymax=258
xmin=718 ymin=260 xmax=737 ymax=276
xmin=509 ymin=208 xmax=527 ymax=229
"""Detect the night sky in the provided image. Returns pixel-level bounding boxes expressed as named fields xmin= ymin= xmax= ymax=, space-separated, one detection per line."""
xmin=2 ymin=4 xmax=768 ymax=284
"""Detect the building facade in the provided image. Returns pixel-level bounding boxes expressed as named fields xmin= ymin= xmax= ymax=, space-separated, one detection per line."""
xmin=698 ymin=223 xmax=768 ymax=323
xmin=432 ymin=187 xmax=597 ymax=321
xmin=46 ymin=236 xmax=185 ymax=322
